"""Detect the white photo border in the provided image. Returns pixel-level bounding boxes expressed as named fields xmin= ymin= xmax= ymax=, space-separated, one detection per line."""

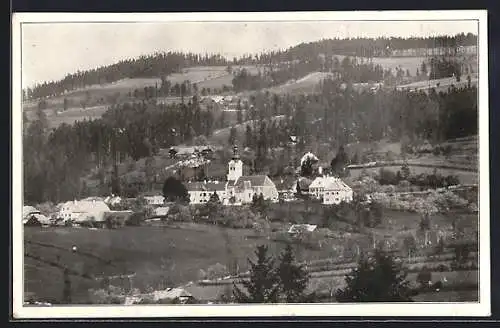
xmin=11 ymin=10 xmax=490 ymax=319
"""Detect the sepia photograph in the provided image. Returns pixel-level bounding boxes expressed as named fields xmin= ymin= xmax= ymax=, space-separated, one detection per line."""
xmin=12 ymin=11 xmax=490 ymax=318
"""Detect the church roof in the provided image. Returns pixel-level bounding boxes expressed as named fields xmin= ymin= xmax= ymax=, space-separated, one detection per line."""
xmin=234 ymin=175 xmax=269 ymax=188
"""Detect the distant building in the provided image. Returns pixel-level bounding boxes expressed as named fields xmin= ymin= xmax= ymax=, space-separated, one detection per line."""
xmin=139 ymin=192 xmax=165 ymax=206
xmin=309 ymin=176 xmax=353 ymax=205
xmin=288 ymin=224 xmax=317 ymax=234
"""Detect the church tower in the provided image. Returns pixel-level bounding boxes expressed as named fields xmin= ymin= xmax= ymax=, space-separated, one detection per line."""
xmin=227 ymin=145 xmax=243 ymax=181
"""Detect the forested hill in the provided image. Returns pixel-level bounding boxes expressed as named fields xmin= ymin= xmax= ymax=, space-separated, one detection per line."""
xmin=23 ymin=52 xmax=230 ymax=100
xmin=24 ymin=33 xmax=477 ymax=101
xmin=267 ymin=33 xmax=478 ymax=61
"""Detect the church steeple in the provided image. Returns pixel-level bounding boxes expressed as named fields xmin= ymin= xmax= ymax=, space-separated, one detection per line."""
xmin=227 ymin=145 xmax=243 ymax=181
xmin=231 ymin=145 xmax=240 ymax=160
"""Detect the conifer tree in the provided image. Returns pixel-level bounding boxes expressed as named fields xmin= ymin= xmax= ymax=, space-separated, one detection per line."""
xmin=336 ymin=249 xmax=413 ymax=302
xmin=277 ymin=244 xmax=311 ymax=303
xmin=233 ymin=245 xmax=280 ymax=303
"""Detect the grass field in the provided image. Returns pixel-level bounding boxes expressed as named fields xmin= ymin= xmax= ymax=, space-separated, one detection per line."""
xmin=24 ymin=223 xmax=332 ymax=303
xmin=266 ymin=72 xmax=331 ymax=95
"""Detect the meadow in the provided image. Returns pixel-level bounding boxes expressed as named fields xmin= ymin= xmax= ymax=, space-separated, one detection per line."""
xmin=24 ymin=223 xmax=327 ymax=303
xmin=24 ymin=199 xmax=479 ymax=304
xmin=265 ymin=72 xmax=330 ymax=95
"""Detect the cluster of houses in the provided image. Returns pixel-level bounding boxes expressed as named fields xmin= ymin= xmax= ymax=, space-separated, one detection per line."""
xmin=23 ymin=147 xmax=354 ymax=227
xmin=186 ymin=146 xmax=279 ymax=205
xmin=185 ymin=146 xmax=353 ymax=206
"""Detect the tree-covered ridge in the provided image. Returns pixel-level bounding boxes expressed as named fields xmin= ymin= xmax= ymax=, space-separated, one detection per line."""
xmin=23 ymin=33 xmax=477 ymax=101
xmin=231 ymin=33 xmax=477 ymax=65
xmin=23 ymin=51 xmax=230 ymax=101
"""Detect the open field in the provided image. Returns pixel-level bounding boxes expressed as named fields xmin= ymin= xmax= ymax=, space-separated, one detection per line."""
xmin=28 ymin=105 xmax=110 ymax=129
xmin=23 ymin=78 xmax=162 ymax=112
xmin=166 ymin=66 xmax=229 ymax=85
xmin=266 ymin=72 xmax=331 ymax=95
xmin=24 ymin=223 xmax=331 ymax=303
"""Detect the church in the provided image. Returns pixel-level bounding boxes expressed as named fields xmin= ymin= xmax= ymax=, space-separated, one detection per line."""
xmin=186 ymin=146 xmax=279 ymax=205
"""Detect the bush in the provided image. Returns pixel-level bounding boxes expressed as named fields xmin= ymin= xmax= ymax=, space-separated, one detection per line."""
xmin=416 ymin=266 xmax=432 ymax=287
xmin=125 ymin=212 xmax=145 ymax=226
xmin=436 ymin=264 xmax=450 ymax=272
xmin=377 ymin=168 xmax=401 ymax=185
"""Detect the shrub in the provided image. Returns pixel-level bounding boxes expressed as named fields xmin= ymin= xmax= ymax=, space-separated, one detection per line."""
xmin=125 ymin=212 xmax=145 ymax=226
xmin=377 ymin=168 xmax=401 ymax=185
xmin=416 ymin=266 xmax=432 ymax=288
xmin=436 ymin=264 xmax=449 ymax=272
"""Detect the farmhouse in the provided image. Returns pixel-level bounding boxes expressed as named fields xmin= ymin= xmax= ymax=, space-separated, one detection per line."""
xmin=58 ymin=199 xmax=111 ymax=222
xmin=186 ymin=146 xmax=279 ymax=205
xmin=309 ymin=176 xmax=354 ymax=205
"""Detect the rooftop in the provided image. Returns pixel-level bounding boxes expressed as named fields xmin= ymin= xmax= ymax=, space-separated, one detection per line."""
xmin=186 ymin=181 xmax=227 ymax=192
xmin=234 ymin=175 xmax=269 ymax=188
xmin=309 ymin=176 xmax=352 ymax=191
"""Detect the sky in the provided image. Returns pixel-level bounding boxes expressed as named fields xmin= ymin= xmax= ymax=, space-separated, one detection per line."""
xmin=21 ymin=20 xmax=478 ymax=88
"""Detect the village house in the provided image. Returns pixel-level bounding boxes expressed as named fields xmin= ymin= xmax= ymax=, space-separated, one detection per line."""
xmin=57 ymin=199 xmax=111 ymax=222
xmin=186 ymin=181 xmax=227 ymax=204
xmin=186 ymin=146 xmax=279 ymax=205
xmin=308 ymin=176 xmax=354 ymax=205
xmin=139 ymin=191 xmax=165 ymax=206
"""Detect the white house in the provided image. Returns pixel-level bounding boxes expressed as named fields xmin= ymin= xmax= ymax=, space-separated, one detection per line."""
xmin=309 ymin=176 xmax=353 ymax=205
xmin=186 ymin=146 xmax=279 ymax=205
xmin=186 ymin=181 xmax=228 ymax=204
xmin=139 ymin=192 xmax=165 ymax=206
xmin=58 ymin=199 xmax=111 ymax=222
